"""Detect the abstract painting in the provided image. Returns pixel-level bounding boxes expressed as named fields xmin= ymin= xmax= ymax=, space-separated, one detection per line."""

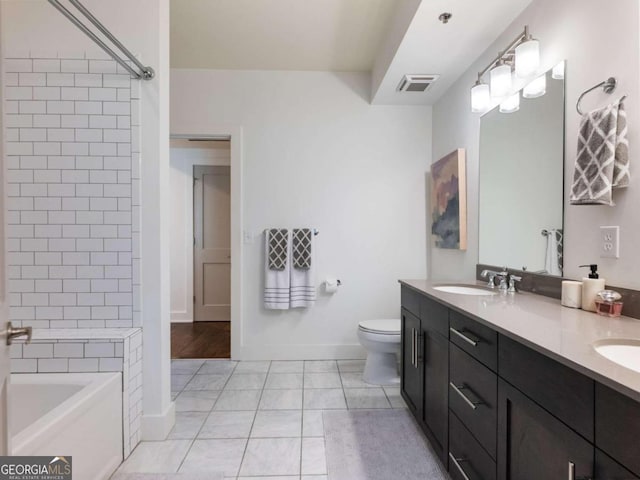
xmin=431 ymin=149 xmax=467 ymax=250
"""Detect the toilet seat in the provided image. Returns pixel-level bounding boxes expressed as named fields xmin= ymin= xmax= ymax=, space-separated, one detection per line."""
xmin=358 ymin=319 xmax=400 ymax=335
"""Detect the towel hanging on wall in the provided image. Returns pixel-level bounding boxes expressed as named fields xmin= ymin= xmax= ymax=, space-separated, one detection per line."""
xmin=570 ymin=99 xmax=629 ymax=205
xmin=290 ymin=228 xmax=316 ymax=308
xmin=264 ymin=229 xmax=291 ymax=310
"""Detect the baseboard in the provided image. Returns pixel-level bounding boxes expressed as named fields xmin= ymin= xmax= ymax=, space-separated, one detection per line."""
xmin=170 ymin=318 xmax=193 ymax=323
xmin=141 ymin=401 xmax=175 ymax=441
xmin=232 ymin=343 xmax=367 ymax=361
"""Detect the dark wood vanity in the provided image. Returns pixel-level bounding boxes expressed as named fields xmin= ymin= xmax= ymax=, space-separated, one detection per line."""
xmin=400 ymin=283 xmax=640 ymax=480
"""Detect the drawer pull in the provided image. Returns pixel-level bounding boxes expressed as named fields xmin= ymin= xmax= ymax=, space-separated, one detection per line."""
xmin=449 ymin=453 xmax=471 ymax=480
xmin=450 ymin=382 xmax=483 ymax=410
xmin=450 ymin=327 xmax=479 ymax=347
xmin=411 ymin=328 xmax=417 ymax=368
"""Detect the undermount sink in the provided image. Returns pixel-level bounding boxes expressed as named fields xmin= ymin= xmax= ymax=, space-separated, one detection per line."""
xmin=594 ymin=340 xmax=640 ymax=373
xmin=433 ymin=285 xmax=497 ymax=296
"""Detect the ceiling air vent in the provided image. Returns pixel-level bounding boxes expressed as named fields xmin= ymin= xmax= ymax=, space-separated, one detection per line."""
xmin=397 ymin=74 xmax=440 ymax=92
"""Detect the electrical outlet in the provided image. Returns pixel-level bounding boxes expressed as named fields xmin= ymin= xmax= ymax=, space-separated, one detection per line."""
xmin=243 ymin=230 xmax=254 ymax=244
xmin=600 ymin=226 xmax=619 ymax=258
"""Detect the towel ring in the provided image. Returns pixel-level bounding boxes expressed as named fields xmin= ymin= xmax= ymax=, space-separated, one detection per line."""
xmin=576 ymin=77 xmax=618 ymax=115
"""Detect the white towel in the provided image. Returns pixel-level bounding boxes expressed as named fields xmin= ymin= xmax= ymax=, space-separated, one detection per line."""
xmin=264 ymin=230 xmax=291 ymax=310
xmin=290 ymin=229 xmax=315 ymax=308
xmin=544 ymin=229 xmax=562 ymax=276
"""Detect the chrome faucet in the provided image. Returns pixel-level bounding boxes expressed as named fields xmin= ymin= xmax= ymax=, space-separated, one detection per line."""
xmin=1 ymin=322 xmax=32 ymax=346
xmin=481 ymin=268 xmax=509 ymax=290
xmin=507 ymin=275 xmax=522 ymax=294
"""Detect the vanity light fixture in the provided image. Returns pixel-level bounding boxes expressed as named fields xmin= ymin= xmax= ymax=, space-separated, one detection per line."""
xmin=523 ymin=73 xmax=546 ymax=98
xmin=469 ymin=25 xmax=541 ymax=113
xmin=552 ymin=60 xmax=565 ymax=80
xmin=500 ymin=92 xmax=520 ymax=113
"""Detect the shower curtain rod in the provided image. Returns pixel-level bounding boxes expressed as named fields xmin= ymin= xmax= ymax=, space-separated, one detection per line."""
xmin=47 ymin=0 xmax=155 ymax=80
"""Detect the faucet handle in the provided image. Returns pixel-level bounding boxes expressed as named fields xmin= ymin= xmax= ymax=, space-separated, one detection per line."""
xmin=507 ymin=275 xmax=522 ymax=294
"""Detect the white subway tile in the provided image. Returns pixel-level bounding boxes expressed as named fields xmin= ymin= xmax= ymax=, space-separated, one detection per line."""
xmin=12 ymin=359 xmax=37 ymax=373
xmin=119 ymin=306 xmax=132 ymax=319
xmin=89 ymin=60 xmax=117 ymax=74
xmin=33 ymin=114 xmax=60 ymax=128
xmin=20 ymin=156 xmax=47 ymax=170
xmin=47 ymin=211 xmax=75 ymax=224
xmin=100 ymin=357 xmax=123 ymax=372
xmin=61 ymin=197 xmax=89 ymax=211
xmin=104 ymin=239 xmax=130 ymax=252
xmin=91 ymin=279 xmax=119 ymax=292
xmin=48 ymin=238 xmax=76 ymax=251
xmin=77 ymin=265 xmax=104 ymax=279
xmin=33 ymin=169 xmax=60 ymax=183
xmin=61 ymin=142 xmax=89 ymax=156
xmin=33 ymin=87 xmax=60 ymax=100
xmin=107 ymin=320 xmax=133 ymax=328
xmin=89 ymin=143 xmax=117 ymax=157
xmin=5 ymin=73 xmax=19 ymax=86
xmin=75 ymin=183 xmax=103 ymax=197
xmin=60 ymin=87 xmax=88 ymax=101
xmin=19 ymin=73 xmax=46 ymax=86
xmin=75 ymin=101 xmax=102 ymax=114
xmin=6 ymin=59 xmax=33 ymax=73
xmin=90 ymin=170 xmax=117 ymax=183
xmin=103 ymin=74 xmax=130 ymax=88
xmin=23 ymin=343 xmax=53 ymax=358
xmin=49 ymin=320 xmax=78 ymax=328
xmin=117 ymin=224 xmax=132 ymax=237
xmin=77 ymin=319 xmax=105 ymax=328
xmin=105 ymin=292 xmax=131 ymax=306
xmin=33 ymin=59 xmax=60 ymax=73
xmin=33 ymin=142 xmax=61 ymax=156
xmin=6 ymin=86 xmax=33 ymax=100
xmin=12 ymin=225 xmax=35 ymax=238
xmin=76 ymin=129 xmax=102 ymax=142
xmin=62 ymin=225 xmax=89 ymax=238
xmin=85 ymin=342 xmax=114 ymax=357
xmin=34 ymin=279 xmax=61 ymax=292
xmin=35 ymin=306 xmax=63 ymax=319
xmin=118 ymin=279 xmax=132 ymax=292
xmin=61 ymin=59 xmax=88 ymax=73
xmin=10 ymin=279 xmax=34 ymax=292
xmin=68 ymin=358 xmax=99 ymax=372
xmin=7 ymin=239 xmax=20 ymax=252
xmin=19 ymin=100 xmax=46 ymax=114
xmin=63 ymin=306 xmax=90 ymax=319
xmin=103 ymin=157 xmax=129 ymax=170
xmin=22 ymin=266 xmax=48 ymax=279
xmin=89 ymin=197 xmax=117 ymax=211
xmin=33 ymin=197 xmax=61 ymax=210
xmin=8 ymin=169 xmax=34 ymax=183
xmin=6 ymin=129 xmax=19 ymax=142
xmin=19 ymin=128 xmax=46 ymax=142
xmin=49 ymin=293 xmax=77 ymax=306
xmin=10 ymin=344 xmax=23 ymax=359
xmin=90 ymin=115 xmax=117 ymax=129
xmin=75 ymin=73 xmax=102 ymax=87
xmin=6 ymin=114 xmax=33 ymax=128
xmin=38 ymin=359 xmax=69 ymax=373
xmin=54 ymin=343 xmax=84 ymax=358
xmin=77 ymin=238 xmax=103 ymax=251
xmin=20 ymin=211 xmax=47 ymax=224
xmin=5 ymin=101 xmax=19 ymax=114
xmin=46 ymin=73 xmax=74 ymax=87
xmin=89 ymin=88 xmax=117 ymax=101
xmin=8 ymin=197 xmax=34 ymax=211
xmin=104 ymin=129 xmax=130 ymax=143
xmin=10 ymin=306 xmax=35 ymax=319
xmin=6 ymin=142 xmax=34 ymax=156
xmin=103 ymin=102 xmax=129 ymax=115
xmin=76 ymin=211 xmax=103 ymax=224
xmin=20 ymin=238 xmax=47 ymax=251
xmin=46 ymin=100 xmax=74 ymax=114
xmin=117 ymin=89 xmax=130 ymax=102
xmin=60 ymin=114 xmax=88 ymax=128
xmin=62 ymin=279 xmax=90 ymax=293
xmin=92 ymin=306 xmax=119 ymax=319
xmin=61 ymin=170 xmax=89 ymax=183
xmin=7 ymin=210 xmax=22 ymax=224
xmin=75 ymin=156 xmax=103 ymax=170
xmin=47 ymin=128 xmax=75 ymax=142
xmin=90 ymin=252 xmax=118 ymax=265
xmin=49 ymin=266 xmax=77 ymax=279
xmin=6 ymin=184 xmax=21 ymax=197
xmin=34 ymin=224 xmax=61 ymax=238
xmin=91 ymin=225 xmax=117 ymax=237
xmin=48 ymin=184 xmax=76 ymax=197
xmin=104 ymin=211 xmax=131 ymax=225
xmin=62 ymin=252 xmax=90 ymax=265
xmin=6 ymin=157 xmax=21 ymax=170
xmin=34 ymin=251 xmax=62 ymax=265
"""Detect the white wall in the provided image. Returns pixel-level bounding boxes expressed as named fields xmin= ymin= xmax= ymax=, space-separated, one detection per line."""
xmin=169 ymin=139 xmax=230 ymax=322
xmin=431 ymin=0 xmax=640 ymax=288
xmin=171 ymin=69 xmax=431 ymax=359
xmin=1 ymin=0 xmax=173 ymax=439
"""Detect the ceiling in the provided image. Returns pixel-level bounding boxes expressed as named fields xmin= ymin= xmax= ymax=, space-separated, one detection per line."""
xmin=170 ymin=0 xmax=399 ymax=71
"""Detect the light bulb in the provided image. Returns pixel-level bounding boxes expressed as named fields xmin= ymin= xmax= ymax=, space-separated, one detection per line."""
xmin=471 ymin=82 xmax=490 ymax=113
xmin=523 ymin=74 xmax=546 ymax=98
xmin=515 ymin=38 xmax=540 ymax=78
xmin=500 ymin=92 xmax=520 ymax=113
xmin=490 ymin=63 xmax=512 ymax=99
xmin=552 ymin=61 xmax=565 ymax=80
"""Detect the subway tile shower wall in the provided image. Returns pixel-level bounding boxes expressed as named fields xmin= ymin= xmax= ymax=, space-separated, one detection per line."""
xmin=4 ymin=54 xmax=142 ymax=329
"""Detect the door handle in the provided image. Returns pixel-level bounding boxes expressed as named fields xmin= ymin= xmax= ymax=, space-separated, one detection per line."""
xmin=1 ymin=322 xmax=33 ymax=346
xmin=411 ymin=328 xmax=416 ymax=368
xmin=450 ymin=327 xmax=480 ymax=347
xmin=568 ymin=461 xmax=575 ymax=480
xmin=450 ymin=382 xmax=484 ymax=410
xmin=449 ymin=453 xmax=471 ymax=480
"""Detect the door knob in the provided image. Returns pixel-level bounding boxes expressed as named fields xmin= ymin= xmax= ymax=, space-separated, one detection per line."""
xmin=2 ymin=322 xmax=33 ymax=346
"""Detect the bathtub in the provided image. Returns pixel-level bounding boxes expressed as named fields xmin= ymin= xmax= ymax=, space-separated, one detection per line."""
xmin=10 ymin=372 xmax=123 ymax=480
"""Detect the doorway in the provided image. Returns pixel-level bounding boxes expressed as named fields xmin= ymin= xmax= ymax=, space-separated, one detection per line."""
xmin=169 ymin=139 xmax=231 ymax=358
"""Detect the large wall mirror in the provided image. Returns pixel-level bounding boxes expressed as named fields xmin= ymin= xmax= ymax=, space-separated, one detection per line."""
xmin=479 ymin=62 xmax=565 ymax=275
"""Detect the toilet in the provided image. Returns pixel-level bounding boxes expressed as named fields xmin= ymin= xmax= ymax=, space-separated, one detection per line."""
xmin=357 ymin=319 xmax=401 ymax=385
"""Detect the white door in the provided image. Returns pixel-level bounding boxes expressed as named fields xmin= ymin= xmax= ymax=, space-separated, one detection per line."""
xmin=193 ymin=166 xmax=231 ymax=321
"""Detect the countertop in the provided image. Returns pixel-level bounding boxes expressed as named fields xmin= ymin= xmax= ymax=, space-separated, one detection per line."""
xmin=400 ymin=279 xmax=640 ymax=402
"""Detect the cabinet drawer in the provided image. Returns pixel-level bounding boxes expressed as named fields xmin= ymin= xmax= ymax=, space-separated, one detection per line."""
xmin=421 ymin=295 xmax=449 ymax=337
xmin=450 ymin=343 xmax=498 ymax=459
xmin=449 ymin=310 xmax=497 ymax=371
xmin=449 ymin=412 xmax=496 ymax=480
xmin=401 ymin=286 xmax=420 ymax=317
xmin=596 ymin=383 xmax=640 ymax=477
xmin=498 ymin=334 xmax=594 ymax=442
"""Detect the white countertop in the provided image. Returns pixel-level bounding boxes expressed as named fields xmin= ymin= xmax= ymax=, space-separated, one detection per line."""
xmin=400 ymin=279 xmax=640 ymax=401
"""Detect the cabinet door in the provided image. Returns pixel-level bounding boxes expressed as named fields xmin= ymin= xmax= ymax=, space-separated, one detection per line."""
xmin=422 ymin=327 xmax=448 ymax=463
xmin=498 ymin=379 xmax=593 ymax=480
xmin=595 ymin=449 xmax=640 ymax=480
xmin=401 ymin=308 xmax=423 ymax=415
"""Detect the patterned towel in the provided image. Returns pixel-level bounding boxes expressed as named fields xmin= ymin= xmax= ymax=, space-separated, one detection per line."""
xmin=267 ymin=228 xmax=289 ymax=270
xmin=570 ymin=99 xmax=629 ymax=205
xmin=292 ymin=228 xmax=312 ymax=269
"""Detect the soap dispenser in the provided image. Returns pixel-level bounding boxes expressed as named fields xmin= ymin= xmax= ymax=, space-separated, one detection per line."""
xmin=579 ymin=264 xmax=606 ymax=312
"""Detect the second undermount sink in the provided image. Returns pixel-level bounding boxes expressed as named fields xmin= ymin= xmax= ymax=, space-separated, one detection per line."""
xmin=433 ymin=285 xmax=497 ymax=296
xmin=594 ymin=340 xmax=640 ymax=373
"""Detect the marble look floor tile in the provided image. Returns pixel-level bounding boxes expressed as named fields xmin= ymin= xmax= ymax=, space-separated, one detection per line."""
xmin=304 ymin=360 xmax=338 ymax=373
xmin=179 ymin=438 xmax=246 ymax=477
xmin=171 ymin=374 xmax=193 ymax=391
xmin=339 ymin=372 xmax=378 ymax=388
xmin=168 ymin=412 xmax=208 ymax=439
xmin=225 ymin=373 xmax=267 ymax=390
xmin=344 ymin=388 xmax=391 ymax=409
xmin=303 ymin=389 xmax=346 ymax=410
xmin=239 ymin=438 xmax=302 ymax=476
xmin=383 ymin=386 xmax=407 ymax=409
xmin=259 ymin=389 xmax=303 ymax=410
xmin=303 ymin=373 xmax=341 ymax=389
xmin=116 ymin=440 xmax=192 ymax=473
xmin=301 ymin=437 xmax=327 ymax=475
xmin=184 ymin=374 xmax=230 ymax=391
xmin=265 ymin=373 xmax=304 ymax=389
xmin=302 ymin=410 xmax=324 ymax=437
xmin=199 ymin=411 xmax=255 ymax=439
xmin=171 ymin=359 xmax=205 ymax=375
xmin=175 ymin=390 xmax=221 ymax=412
xmin=198 ymin=360 xmax=238 ymax=375
xmin=251 ymin=410 xmax=302 ymax=438
xmin=302 ymin=476 xmax=328 ymax=480
xmin=270 ymin=360 xmax=304 ymax=373
xmin=234 ymin=360 xmax=271 ymax=373
xmin=337 ymin=359 xmax=366 ymax=372
xmin=214 ymin=389 xmax=262 ymax=411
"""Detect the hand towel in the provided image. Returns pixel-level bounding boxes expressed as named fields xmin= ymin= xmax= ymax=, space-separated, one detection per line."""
xmin=290 ymin=228 xmax=315 ymax=308
xmin=264 ymin=229 xmax=290 ymax=310
xmin=570 ymin=99 xmax=629 ymax=205
xmin=544 ymin=228 xmax=563 ymax=276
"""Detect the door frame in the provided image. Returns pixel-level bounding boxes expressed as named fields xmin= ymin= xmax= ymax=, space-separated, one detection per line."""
xmin=169 ymin=127 xmax=242 ymax=360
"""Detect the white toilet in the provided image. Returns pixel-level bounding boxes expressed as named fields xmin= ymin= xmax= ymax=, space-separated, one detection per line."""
xmin=357 ymin=319 xmax=401 ymax=385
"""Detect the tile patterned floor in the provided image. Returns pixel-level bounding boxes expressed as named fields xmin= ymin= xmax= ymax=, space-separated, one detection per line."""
xmin=114 ymin=359 xmax=406 ymax=479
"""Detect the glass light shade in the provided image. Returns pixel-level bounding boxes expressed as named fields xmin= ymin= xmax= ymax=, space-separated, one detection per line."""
xmin=552 ymin=61 xmax=565 ymax=80
xmin=515 ymin=39 xmax=540 ymax=78
xmin=490 ymin=64 xmax=512 ymax=98
xmin=500 ymin=92 xmax=520 ymax=113
xmin=471 ymin=83 xmax=491 ymax=113
xmin=523 ymin=74 xmax=546 ymax=98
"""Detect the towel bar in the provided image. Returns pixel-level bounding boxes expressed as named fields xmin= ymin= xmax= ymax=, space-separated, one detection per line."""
xmin=576 ymin=77 xmax=627 ymax=115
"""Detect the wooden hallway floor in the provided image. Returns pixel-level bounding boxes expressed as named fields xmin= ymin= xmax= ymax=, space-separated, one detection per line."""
xmin=171 ymin=321 xmax=231 ymax=359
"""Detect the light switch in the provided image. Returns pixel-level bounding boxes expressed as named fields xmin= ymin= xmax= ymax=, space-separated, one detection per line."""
xmin=600 ymin=226 xmax=619 ymax=258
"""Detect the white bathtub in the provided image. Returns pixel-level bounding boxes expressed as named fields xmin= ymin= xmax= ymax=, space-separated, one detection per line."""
xmin=10 ymin=373 xmax=123 ymax=480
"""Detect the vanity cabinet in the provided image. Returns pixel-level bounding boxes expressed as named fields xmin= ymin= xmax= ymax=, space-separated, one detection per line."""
xmin=401 ymin=307 xmax=422 ymax=415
